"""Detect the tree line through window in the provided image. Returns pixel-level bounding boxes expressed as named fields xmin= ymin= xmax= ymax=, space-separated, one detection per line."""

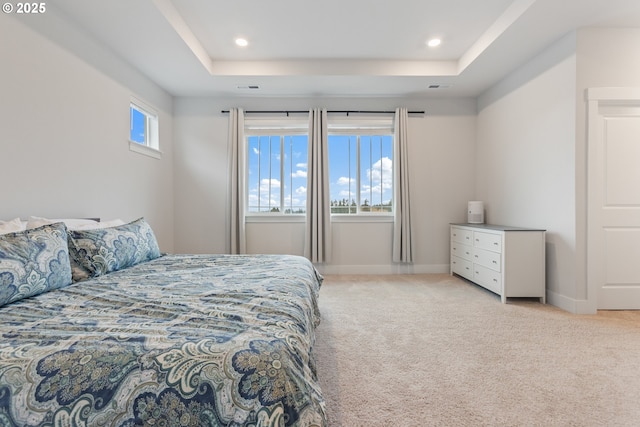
xmin=328 ymin=134 xmax=393 ymax=214
xmin=247 ymin=135 xmax=308 ymax=214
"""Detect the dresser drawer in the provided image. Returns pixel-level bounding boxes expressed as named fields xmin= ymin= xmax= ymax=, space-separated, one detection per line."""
xmin=473 ymin=231 xmax=502 ymax=253
xmin=473 ymin=264 xmax=502 ymax=295
xmin=451 ymin=242 xmax=473 ymax=261
xmin=473 ymin=247 xmax=501 ymax=272
xmin=451 ymin=227 xmax=473 ymax=245
xmin=451 ymin=256 xmax=473 ymax=279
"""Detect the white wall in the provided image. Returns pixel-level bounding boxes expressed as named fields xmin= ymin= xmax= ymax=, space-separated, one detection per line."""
xmin=574 ymin=28 xmax=640 ymax=311
xmin=476 ymin=33 xmax=578 ymax=309
xmin=476 ymin=28 xmax=640 ymax=313
xmin=0 ymin=12 xmax=175 ymax=250
xmin=173 ymin=97 xmax=477 ymax=273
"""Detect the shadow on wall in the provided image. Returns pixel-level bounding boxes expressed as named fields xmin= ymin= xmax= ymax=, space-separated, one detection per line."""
xmin=477 ymin=32 xmax=576 ymax=111
xmin=545 ymin=239 xmax=558 ymax=293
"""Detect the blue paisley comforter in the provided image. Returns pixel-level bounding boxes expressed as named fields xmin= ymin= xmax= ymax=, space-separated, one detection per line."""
xmin=0 ymin=254 xmax=326 ymax=427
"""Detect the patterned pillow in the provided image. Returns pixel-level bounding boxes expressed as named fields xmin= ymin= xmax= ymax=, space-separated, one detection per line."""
xmin=0 ymin=222 xmax=73 ymax=307
xmin=68 ymin=217 xmax=161 ymax=279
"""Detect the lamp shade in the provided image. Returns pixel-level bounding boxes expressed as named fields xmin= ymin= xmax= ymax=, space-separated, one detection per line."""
xmin=467 ymin=201 xmax=484 ymax=224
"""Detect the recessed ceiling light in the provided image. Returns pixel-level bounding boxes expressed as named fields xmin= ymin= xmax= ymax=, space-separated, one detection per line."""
xmin=235 ymin=38 xmax=249 ymax=47
xmin=427 ymin=38 xmax=441 ymax=48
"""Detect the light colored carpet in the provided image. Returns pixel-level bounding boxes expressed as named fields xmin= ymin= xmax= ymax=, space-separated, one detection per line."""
xmin=314 ymin=274 xmax=640 ymax=427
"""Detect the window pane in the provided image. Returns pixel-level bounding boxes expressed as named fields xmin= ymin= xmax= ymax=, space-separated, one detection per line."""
xmin=362 ymin=135 xmax=393 ymax=213
xmin=283 ymin=135 xmax=308 ymax=214
xmin=329 ymin=133 xmax=393 ymax=214
xmin=247 ymin=134 xmax=307 ymax=214
xmin=328 ymin=135 xmax=358 ymax=214
xmin=247 ymin=136 xmax=281 ymax=212
xmin=247 ymin=136 xmax=261 ymax=212
xmin=268 ymin=136 xmax=281 ymax=212
xmin=130 ymin=107 xmax=146 ymax=144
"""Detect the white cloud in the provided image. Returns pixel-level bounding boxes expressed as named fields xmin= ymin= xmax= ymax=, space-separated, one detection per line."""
xmin=260 ymin=178 xmax=280 ymax=190
xmin=295 ymin=186 xmax=307 ymax=195
xmin=368 ymin=157 xmax=393 ymax=190
xmin=291 ymin=170 xmax=307 ymax=178
xmin=337 ymin=176 xmax=355 ymax=186
xmin=296 ymin=162 xmax=307 ymax=169
xmin=253 ymin=147 xmax=260 ymax=155
xmin=247 ymin=179 xmax=283 ymax=211
xmin=339 ymin=190 xmax=355 ymax=198
xmin=247 ymin=193 xmax=279 ymax=210
xmin=360 ymin=157 xmax=393 ymax=204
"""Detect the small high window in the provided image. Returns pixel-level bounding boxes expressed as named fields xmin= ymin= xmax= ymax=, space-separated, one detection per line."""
xmin=129 ymin=98 xmax=161 ymax=159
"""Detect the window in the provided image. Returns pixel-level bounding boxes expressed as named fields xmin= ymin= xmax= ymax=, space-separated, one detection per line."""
xmin=243 ymin=114 xmax=394 ymax=217
xmin=245 ymin=118 xmax=308 ymax=214
xmin=129 ymin=98 xmax=160 ymax=158
xmin=328 ymin=117 xmax=394 ymax=215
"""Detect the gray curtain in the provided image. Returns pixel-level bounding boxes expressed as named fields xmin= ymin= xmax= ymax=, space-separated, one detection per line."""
xmin=228 ymin=108 xmax=246 ymax=254
xmin=305 ymin=108 xmax=332 ymax=263
xmin=393 ymin=107 xmax=414 ymax=263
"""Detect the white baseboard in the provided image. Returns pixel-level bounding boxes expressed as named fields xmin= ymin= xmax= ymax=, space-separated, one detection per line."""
xmin=315 ymin=263 xmax=450 ymax=275
xmin=546 ymin=289 xmax=596 ymax=314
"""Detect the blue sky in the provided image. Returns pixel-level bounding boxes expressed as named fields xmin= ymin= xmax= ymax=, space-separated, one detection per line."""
xmin=247 ymin=134 xmax=393 ymax=213
xmin=328 ymin=135 xmax=393 ymax=208
xmin=130 ymin=107 xmax=145 ymax=143
xmin=247 ymin=135 xmax=308 ymax=212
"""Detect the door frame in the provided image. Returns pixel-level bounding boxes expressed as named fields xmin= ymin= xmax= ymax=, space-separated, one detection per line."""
xmin=587 ymin=87 xmax=640 ymax=312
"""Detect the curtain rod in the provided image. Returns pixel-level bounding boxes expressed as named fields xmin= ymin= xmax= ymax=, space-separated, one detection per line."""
xmin=221 ymin=109 xmax=424 ymax=116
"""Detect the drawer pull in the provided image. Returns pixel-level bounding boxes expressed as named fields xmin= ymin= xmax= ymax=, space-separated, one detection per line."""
xmin=493 ymin=279 xmax=498 ymax=282
xmin=492 ymin=260 xmax=497 ymax=264
xmin=493 ymin=242 xmax=499 ymax=246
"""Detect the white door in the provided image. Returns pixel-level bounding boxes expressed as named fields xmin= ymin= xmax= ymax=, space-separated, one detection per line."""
xmin=588 ymin=88 xmax=640 ymax=309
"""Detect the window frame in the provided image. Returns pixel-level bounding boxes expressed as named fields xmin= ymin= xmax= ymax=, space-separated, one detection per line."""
xmin=244 ymin=116 xmax=309 ymax=217
xmin=327 ymin=115 xmax=395 ymax=218
xmin=129 ymin=97 xmax=161 ymax=159
xmin=241 ymin=114 xmax=395 ymax=221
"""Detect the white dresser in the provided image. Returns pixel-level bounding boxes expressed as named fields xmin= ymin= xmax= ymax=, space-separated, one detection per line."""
xmin=450 ymin=223 xmax=546 ymax=303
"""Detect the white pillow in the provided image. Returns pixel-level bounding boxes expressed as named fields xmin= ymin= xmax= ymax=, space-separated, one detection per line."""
xmin=0 ymin=218 xmax=26 ymax=235
xmin=95 ymin=219 xmax=126 ymax=228
xmin=27 ymin=216 xmax=100 ymax=230
xmin=26 ymin=216 xmax=127 ymax=231
xmin=72 ymin=219 xmax=125 ymax=230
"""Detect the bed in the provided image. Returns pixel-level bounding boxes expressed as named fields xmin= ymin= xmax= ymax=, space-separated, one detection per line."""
xmin=0 ymin=218 xmax=326 ymax=427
